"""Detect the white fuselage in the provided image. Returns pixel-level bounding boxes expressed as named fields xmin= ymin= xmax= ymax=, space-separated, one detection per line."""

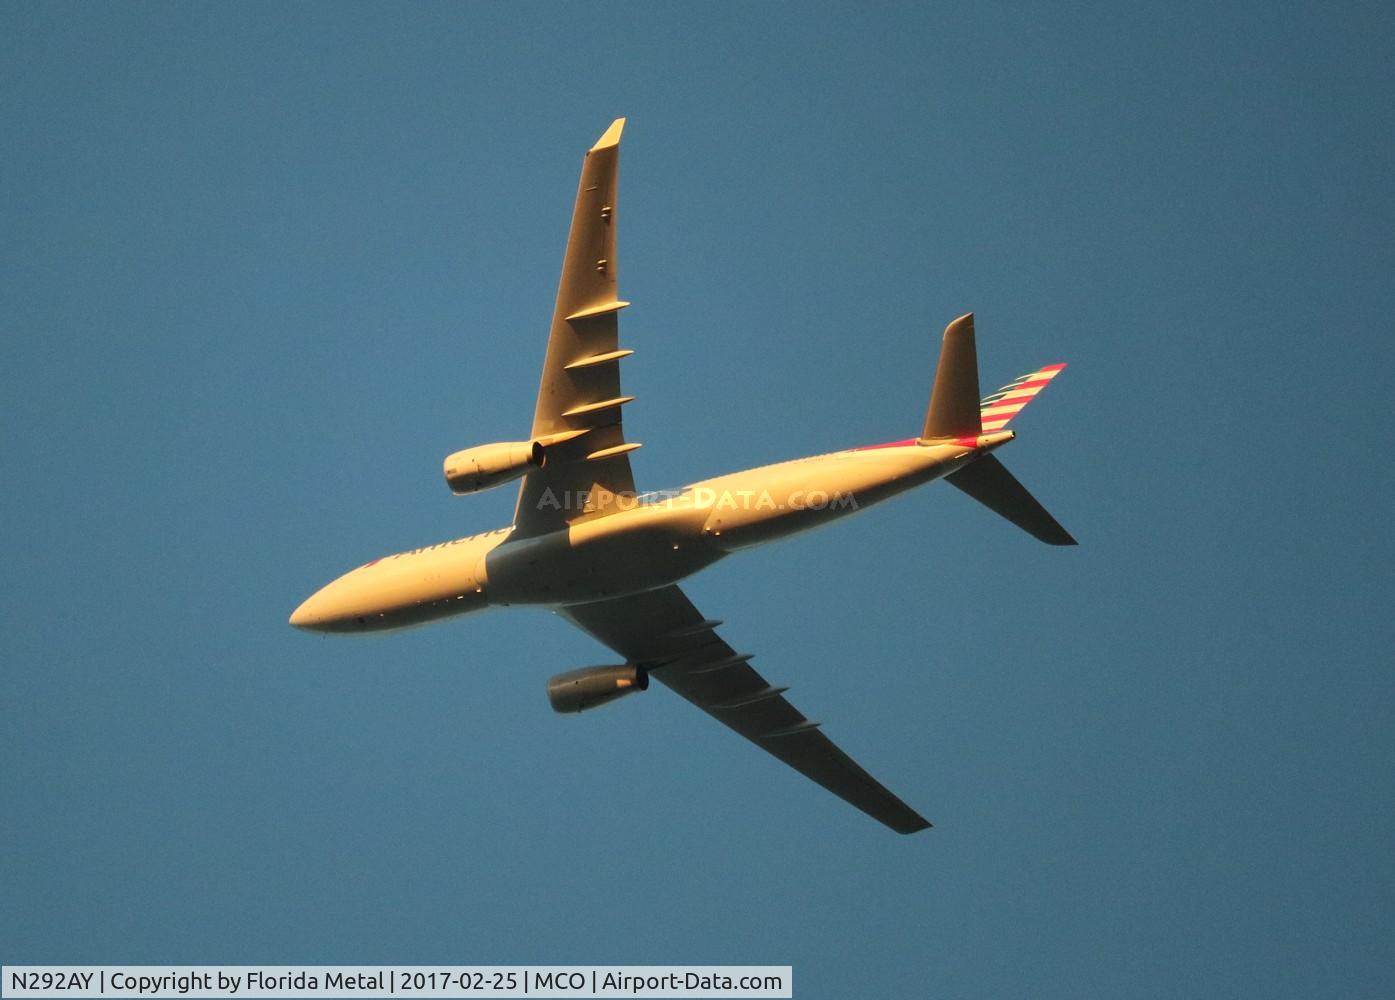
xmin=289 ymin=434 xmax=1011 ymax=632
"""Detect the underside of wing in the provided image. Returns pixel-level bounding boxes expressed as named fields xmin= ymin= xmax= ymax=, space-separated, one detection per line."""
xmin=515 ymin=119 xmax=640 ymax=537
xmin=560 ymin=586 xmax=932 ymax=834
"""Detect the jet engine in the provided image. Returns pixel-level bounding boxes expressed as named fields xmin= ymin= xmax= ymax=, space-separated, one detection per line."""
xmin=547 ymin=664 xmax=648 ymax=713
xmin=443 ymin=441 xmax=544 ymax=494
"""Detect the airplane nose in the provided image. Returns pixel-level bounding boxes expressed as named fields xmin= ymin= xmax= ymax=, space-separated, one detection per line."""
xmin=289 ymin=595 xmax=324 ymax=631
xmin=290 ymin=576 xmax=366 ymax=632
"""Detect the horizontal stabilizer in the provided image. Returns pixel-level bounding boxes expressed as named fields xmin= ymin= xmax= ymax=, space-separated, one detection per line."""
xmin=947 ymin=454 xmax=1076 ymax=545
xmin=979 ymin=363 xmax=1067 ymax=431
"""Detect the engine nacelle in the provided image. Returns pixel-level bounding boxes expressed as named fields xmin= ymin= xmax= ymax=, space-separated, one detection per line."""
xmin=547 ymin=664 xmax=649 ymax=713
xmin=443 ymin=441 xmax=543 ymax=495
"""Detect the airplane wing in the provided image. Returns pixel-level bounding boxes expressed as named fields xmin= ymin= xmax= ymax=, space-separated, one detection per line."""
xmin=559 ymin=585 xmax=932 ymax=834
xmin=514 ymin=119 xmax=640 ymax=537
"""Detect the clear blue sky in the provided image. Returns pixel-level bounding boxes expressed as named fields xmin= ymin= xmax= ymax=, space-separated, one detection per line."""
xmin=4 ymin=3 xmax=1392 ymax=997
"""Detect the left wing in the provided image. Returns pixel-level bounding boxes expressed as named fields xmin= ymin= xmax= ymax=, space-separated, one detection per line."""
xmin=514 ymin=119 xmax=640 ymax=537
xmin=560 ymin=586 xmax=932 ymax=834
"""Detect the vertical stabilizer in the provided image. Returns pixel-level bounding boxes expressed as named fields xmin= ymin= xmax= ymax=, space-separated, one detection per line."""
xmin=921 ymin=313 xmax=982 ymax=441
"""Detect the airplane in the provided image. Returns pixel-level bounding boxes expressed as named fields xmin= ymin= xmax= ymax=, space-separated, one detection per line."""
xmin=289 ymin=118 xmax=1075 ymax=834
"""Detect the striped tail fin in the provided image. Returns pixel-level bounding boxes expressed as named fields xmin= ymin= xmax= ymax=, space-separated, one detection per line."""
xmin=979 ymin=363 xmax=1067 ymax=431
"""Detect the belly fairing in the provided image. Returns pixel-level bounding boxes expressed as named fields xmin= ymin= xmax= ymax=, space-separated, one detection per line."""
xmin=485 ymin=497 xmax=724 ymax=606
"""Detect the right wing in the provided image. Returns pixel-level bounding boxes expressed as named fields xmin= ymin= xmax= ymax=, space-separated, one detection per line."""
xmin=560 ymin=585 xmax=932 ymax=834
xmin=514 ymin=119 xmax=640 ymax=537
